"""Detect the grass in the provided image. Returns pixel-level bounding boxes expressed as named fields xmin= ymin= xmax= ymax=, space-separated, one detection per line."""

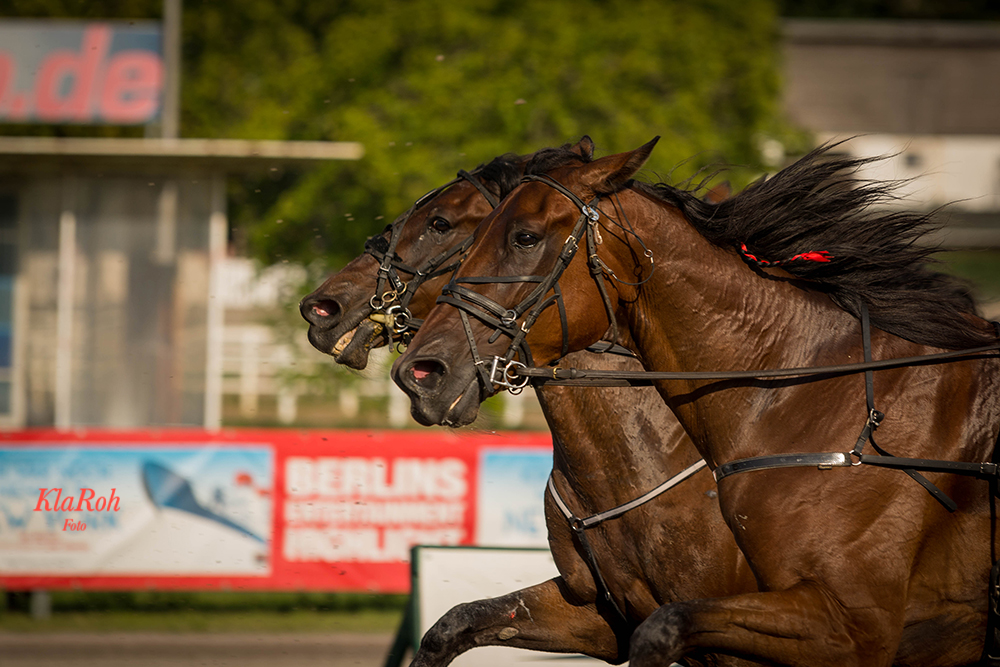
xmin=0 ymin=591 xmax=406 ymax=633
xmin=0 ymin=608 xmax=404 ymax=633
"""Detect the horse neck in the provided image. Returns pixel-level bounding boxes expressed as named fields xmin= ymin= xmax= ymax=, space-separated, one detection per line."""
xmin=609 ymin=192 xmax=860 ymax=463
xmin=535 ymin=349 xmax=697 ymax=512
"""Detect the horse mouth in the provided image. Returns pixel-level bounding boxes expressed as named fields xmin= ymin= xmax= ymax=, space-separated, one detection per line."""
xmin=439 ymin=378 xmax=485 ymax=428
xmin=332 ymin=329 xmax=355 ymax=356
xmin=334 ymin=320 xmax=390 ymax=370
xmin=306 ymin=303 xmax=372 ymax=365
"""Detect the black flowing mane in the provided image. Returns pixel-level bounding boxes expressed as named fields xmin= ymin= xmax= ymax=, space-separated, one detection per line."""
xmin=639 ymin=144 xmax=996 ymax=350
xmin=477 ymin=141 xmax=594 ymax=202
xmin=474 ymin=153 xmax=523 ymax=200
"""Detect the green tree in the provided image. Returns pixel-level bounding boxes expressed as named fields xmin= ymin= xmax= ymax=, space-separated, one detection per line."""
xmin=4 ymin=0 xmax=786 ymax=272
xmin=190 ymin=0 xmax=786 ymax=271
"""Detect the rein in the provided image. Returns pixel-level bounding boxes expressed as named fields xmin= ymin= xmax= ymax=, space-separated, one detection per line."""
xmin=515 ymin=341 xmax=1000 ymax=385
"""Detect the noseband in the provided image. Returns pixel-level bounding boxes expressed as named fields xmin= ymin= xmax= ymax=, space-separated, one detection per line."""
xmin=435 ymin=174 xmax=623 ymax=395
xmin=363 ymin=169 xmax=497 ymax=339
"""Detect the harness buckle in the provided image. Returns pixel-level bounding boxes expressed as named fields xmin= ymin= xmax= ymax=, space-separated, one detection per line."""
xmin=489 ymin=356 xmax=531 ymax=394
xmin=385 ymin=305 xmax=412 ymax=334
xmin=370 ymin=283 xmax=407 ymax=311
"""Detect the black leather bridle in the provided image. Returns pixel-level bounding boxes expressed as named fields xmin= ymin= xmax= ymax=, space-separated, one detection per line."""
xmin=435 ymin=173 xmax=624 ymax=395
xmin=362 ymin=169 xmax=496 ymax=339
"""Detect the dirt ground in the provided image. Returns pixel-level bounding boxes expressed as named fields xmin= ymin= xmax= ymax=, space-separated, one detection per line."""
xmin=0 ymin=632 xmax=399 ymax=667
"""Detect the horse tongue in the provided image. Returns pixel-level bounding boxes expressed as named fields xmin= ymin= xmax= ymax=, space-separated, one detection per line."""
xmin=336 ymin=319 xmax=387 ymax=370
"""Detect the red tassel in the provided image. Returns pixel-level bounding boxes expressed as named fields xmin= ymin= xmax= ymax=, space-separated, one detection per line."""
xmin=790 ymin=250 xmax=833 ymax=263
xmin=740 ymin=243 xmax=832 ymax=266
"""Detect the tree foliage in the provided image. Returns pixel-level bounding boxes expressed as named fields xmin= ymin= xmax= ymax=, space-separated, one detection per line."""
xmin=6 ymin=0 xmax=788 ymax=271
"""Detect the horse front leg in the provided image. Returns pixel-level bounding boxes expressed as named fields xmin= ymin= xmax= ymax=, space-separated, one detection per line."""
xmin=410 ymin=576 xmax=627 ymax=667
xmin=629 ymin=582 xmax=900 ymax=667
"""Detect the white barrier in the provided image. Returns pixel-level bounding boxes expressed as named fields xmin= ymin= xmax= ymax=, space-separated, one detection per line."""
xmin=399 ymin=545 xmax=608 ymax=667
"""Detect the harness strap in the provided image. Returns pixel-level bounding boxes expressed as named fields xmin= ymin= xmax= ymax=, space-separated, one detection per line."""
xmin=457 ymin=169 xmax=500 ymax=208
xmin=583 ymin=340 xmax=637 ymax=358
xmin=714 ymin=452 xmax=851 ymax=482
xmin=546 ymin=458 xmax=708 ymax=627
xmin=551 ymin=459 xmax=709 ymax=529
xmin=586 ymin=210 xmax=619 ymax=346
xmin=714 ymin=303 xmax=966 ymax=511
xmin=856 ymin=302 xmax=959 ymax=512
xmin=459 ymin=309 xmax=496 ymax=391
xmin=365 ymin=167 xmax=496 ymax=320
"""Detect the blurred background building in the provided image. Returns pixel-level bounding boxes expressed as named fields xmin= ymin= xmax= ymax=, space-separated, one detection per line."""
xmin=0 ymin=16 xmax=362 ymax=429
xmin=784 ymin=19 xmax=1000 ymax=254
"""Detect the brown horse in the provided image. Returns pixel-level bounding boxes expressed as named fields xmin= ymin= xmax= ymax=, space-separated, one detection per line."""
xmin=301 ymin=139 xmax=759 ymax=666
xmin=392 ymin=139 xmax=1000 ymax=665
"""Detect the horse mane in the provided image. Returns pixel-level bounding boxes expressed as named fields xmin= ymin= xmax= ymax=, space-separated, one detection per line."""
xmin=635 ymin=144 xmax=995 ymax=350
xmin=474 ymin=141 xmax=593 ymax=202
xmin=475 ymin=153 xmax=524 ymax=200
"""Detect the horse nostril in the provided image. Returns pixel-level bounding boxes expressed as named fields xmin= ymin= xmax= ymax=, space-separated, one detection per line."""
xmin=410 ymin=359 xmax=445 ymax=390
xmin=301 ymin=297 xmax=342 ymax=327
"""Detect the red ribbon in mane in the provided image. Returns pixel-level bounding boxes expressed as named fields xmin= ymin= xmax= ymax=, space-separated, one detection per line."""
xmin=740 ymin=243 xmax=832 ymax=267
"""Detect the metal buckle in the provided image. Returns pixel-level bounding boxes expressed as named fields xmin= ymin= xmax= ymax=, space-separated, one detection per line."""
xmin=489 ymin=357 xmax=530 ymax=394
xmin=369 ymin=283 xmax=407 ymax=310
xmin=584 ymin=206 xmax=603 ymax=244
xmin=385 ymin=305 xmax=411 ymax=334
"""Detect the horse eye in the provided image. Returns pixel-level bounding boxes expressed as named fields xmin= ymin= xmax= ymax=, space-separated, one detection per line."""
xmin=513 ymin=231 xmax=540 ymax=248
xmin=429 ymin=217 xmax=451 ymax=233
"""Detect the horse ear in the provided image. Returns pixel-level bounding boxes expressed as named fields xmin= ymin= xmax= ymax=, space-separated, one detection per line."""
xmin=568 ymin=135 xmax=595 ymax=160
xmin=704 ymin=180 xmax=731 ymax=204
xmin=583 ymin=136 xmax=659 ymax=195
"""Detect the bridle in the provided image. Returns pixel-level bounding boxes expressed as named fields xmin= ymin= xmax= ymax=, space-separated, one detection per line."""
xmin=362 ymin=169 xmax=496 ymax=341
xmin=435 ymin=173 xmax=625 ymax=395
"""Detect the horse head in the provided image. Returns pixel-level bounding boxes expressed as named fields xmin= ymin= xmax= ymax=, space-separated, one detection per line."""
xmin=392 ymin=138 xmax=659 ymax=426
xmin=299 ymin=138 xmax=596 ymax=370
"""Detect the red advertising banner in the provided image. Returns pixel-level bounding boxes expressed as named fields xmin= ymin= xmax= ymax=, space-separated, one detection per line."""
xmin=0 ymin=429 xmax=552 ymax=593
